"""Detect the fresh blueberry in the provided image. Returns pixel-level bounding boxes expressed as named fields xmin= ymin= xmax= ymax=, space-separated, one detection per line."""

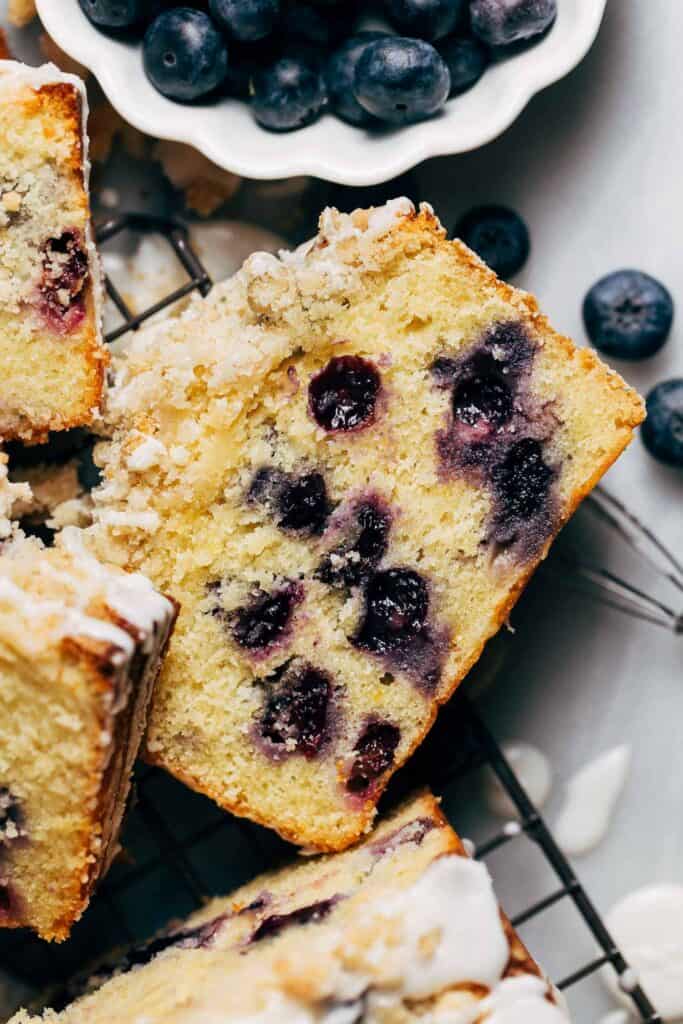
xmin=455 ymin=205 xmax=530 ymax=278
xmin=250 ymin=898 xmax=337 ymax=943
xmin=277 ymin=472 xmax=330 ymax=535
xmin=325 ymin=32 xmax=386 ymax=127
xmin=78 ymin=0 xmax=163 ymax=29
xmin=582 ymin=270 xmax=674 ymax=360
xmin=641 ymin=380 xmax=683 ymax=467
xmin=229 ymin=583 xmax=302 ymax=651
xmin=309 ymin=356 xmax=381 ymax=432
xmin=470 ymin=0 xmax=557 ymax=49
xmin=438 ymin=33 xmax=489 ymax=95
xmin=354 ymin=568 xmax=429 ymax=654
xmin=451 ymin=353 xmax=514 ymax=431
xmin=383 ymin=0 xmax=465 ymax=42
xmin=491 ymin=437 xmax=553 ymax=521
xmin=282 ymin=2 xmax=349 ymax=47
xmin=346 ymin=720 xmax=401 ymax=793
xmin=318 ymin=498 xmax=391 ymax=587
xmin=251 ymin=57 xmax=327 ymax=132
xmin=259 ymin=664 xmax=332 ymax=758
xmin=143 ymin=8 xmax=229 ymax=102
xmin=354 ymin=37 xmax=451 ymax=125
xmin=209 ymin=0 xmax=279 ymax=42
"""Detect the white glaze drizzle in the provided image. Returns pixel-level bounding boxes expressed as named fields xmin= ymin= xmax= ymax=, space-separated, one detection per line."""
xmin=554 ymin=746 xmax=631 ymax=857
xmin=188 ymin=856 xmax=567 ymax=1024
xmin=597 ymin=1011 xmax=630 ymax=1024
xmin=0 ymin=576 xmax=132 ymax=655
xmin=58 ymin=527 xmax=174 ymax=642
xmin=0 ymin=528 xmax=172 ymax=657
xmin=605 ymin=884 xmax=683 ymax=1021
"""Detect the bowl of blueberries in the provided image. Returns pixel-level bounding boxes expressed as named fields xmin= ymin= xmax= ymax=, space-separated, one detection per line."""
xmin=36 ymin=0 xmax=607 ymax=184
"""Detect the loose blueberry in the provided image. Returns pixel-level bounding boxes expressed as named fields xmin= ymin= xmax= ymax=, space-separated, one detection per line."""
xmin=143 ymin=9 xmax=229 ymax=102
xmin=282 ymin=2 xmax=349 ymax=47
xmin=251 ymin=57 xmax=327 ymax=132
xmin=309 ymin=356 xmax=381 ymax=432
xmin=346 ymin=720 xmax=401 ymax=793
xmin=277 ymin=472 xmax=330 ymax=535
xmin=250 ymin=898 xmax=337 ymax=943
xmin=39 ymin=232 xmax=89 ymax=333
xmin=369 ymin=816 xmax=435 ymax=856
xmin=470 ymin=0 xmax=557 ymax=49
xmin=383 ymin=0 xmax=465 ymax=42
xmin=582 ymin=270 xmax=674 ymax=361
xmin=78 ymin=0 xmax=163 ymax=29
xmin=491 ymin=437 xmax=553 ymax=522
xmin=641 ymin=380 xmax=683 ymax=467
xmin=354 ymin=37 xmax=451 ymax=125
xmin=325 ymin=32 xmax=386 ymax=127
xmin=230 ymin=583 xmax=301 ymax=651
xmin=452 ymin=353 xmax=514 ymax=431
xmin=209 ymin=0 xmax=279 ymax=42
xmin=354 ymin=568 xmax=429 ymax=654
xmin=318 ymin=498 xmax=391 ymax=587
xmin=259 ymin=663 xmax=332 ymax=758
xmin=438 ymin=34 xmax=489 ymax=95
xmin=455 ymin=205 xmax=530 ymax=278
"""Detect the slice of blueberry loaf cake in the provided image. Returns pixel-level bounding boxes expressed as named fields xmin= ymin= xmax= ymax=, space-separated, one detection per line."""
xmin=0 ymin=526 xmax=176 ymax=941
xmin=0 ymin=61 xmax=106 ymax=443
xmin=89 ymin=198 xmax=643 ymax=851
xmin=12 ymin=791 xmax=568 ymax=1022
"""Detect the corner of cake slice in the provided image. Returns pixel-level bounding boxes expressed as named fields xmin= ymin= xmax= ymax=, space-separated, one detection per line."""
xmin=0 ymin=60 xmax=106 ymax=443
xmin=10 ymin=791 xmax=569 ymax=1023
xmin=88 ymin=198 xmax=644 ymax=851
xmin=0 ymin=523 xmax=176 ymax=941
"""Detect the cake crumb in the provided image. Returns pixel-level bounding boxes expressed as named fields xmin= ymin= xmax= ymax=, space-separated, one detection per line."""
xmin=153 ymin=140 xmax=242 ymax=217
xmin=8 ymin=0 xmax=36 ymax=27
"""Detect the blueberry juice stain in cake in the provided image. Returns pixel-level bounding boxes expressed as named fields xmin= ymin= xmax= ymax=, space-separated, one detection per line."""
xmin=219 ymin=581 xmax=304 ymax=657
xmin=248 ymin=897 xmax=339 ymax=944
xmin=248 ymin=466 xmax=332 ymax=536
xmin=37 ymin=230 xmax=89 ymax=334
xmin=433 ymin=321 xmax=559 ymax=557
xmin=317 ymin=495 xmax=391 ymax=588
xmin=0 ymin=787 xmax=26 ymax=916
xmin=308 ymin=355 xmax=382 ymax=432
xmin=353 ymin=568 xmax=447 ymax=692
xmin=346 ymin=720 xmax=401 ymax=798
xmin=255 ymin=662 xmax=336 ymax=761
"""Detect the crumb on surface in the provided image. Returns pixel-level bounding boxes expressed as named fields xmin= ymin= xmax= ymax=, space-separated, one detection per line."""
xmin=152 ymin=140 xmax=242 ymax=217
xmin=8 ymin=0 xmax=36 ymax=27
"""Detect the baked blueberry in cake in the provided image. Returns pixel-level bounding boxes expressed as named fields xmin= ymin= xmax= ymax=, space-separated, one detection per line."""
xmin=89 ymin=198 xmax=643 ymax=851
xmin=0 ymin=61 xmax=106 ymax=443
xmin=11 ymin=792 xmax=568 ymax=1022
xmin=0 ymin=524 xmax=176 ymax=941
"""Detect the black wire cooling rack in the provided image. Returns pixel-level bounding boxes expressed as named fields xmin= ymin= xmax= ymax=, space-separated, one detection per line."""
xmin=0 ymin=213 xmax=668 ymax=1022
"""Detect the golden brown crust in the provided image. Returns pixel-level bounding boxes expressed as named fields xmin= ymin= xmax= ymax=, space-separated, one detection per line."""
xmin=0 ymin=644 xmax=115 ymax=941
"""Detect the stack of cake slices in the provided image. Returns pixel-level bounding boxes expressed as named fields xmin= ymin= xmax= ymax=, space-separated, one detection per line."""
xmin=0 ymin=57 xmax=644 ymax=1023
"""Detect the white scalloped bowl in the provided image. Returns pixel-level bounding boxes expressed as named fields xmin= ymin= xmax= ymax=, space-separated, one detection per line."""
xmin=36 ymin=0 xmax=606 ymax=186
